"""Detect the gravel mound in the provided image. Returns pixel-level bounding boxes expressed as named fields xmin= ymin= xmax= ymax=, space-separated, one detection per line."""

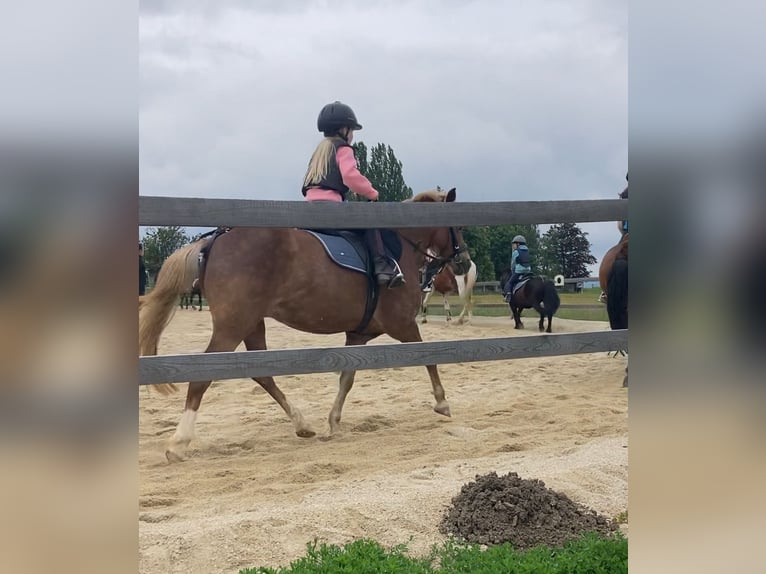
xmin=440 ymin=471 xmax=618 ymax=549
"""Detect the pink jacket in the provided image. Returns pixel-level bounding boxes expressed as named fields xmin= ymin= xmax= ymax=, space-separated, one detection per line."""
xmin=304 ymin=146 xmax=379 ymax=202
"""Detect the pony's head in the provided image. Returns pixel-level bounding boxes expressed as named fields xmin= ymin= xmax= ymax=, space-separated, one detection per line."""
xmin=407 ymin=187 xmax=472 ymax=275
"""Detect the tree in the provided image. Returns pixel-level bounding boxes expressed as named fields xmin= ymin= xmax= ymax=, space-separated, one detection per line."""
xmin=539 ymin=223 xmax=597 ymax=279
xmin=461 ymin=226 xmax=495 ymax=282
xmin=350 ymin=142 xmax=413 ymax=202
xmin=142 ymin=226 xmax=190 ymax=279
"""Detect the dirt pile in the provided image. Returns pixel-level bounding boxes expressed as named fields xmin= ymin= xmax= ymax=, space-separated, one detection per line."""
xmin=440 ymin=471 xmax=618 ymax=550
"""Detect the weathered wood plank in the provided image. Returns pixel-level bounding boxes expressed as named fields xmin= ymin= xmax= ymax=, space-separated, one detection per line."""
xmin=139 ymin=196 xmax=628 ymax=228
xmin=425 ymin=303 xmax=605 ymax=310
xmin=139 ymin=330 xmax=628 ymax=385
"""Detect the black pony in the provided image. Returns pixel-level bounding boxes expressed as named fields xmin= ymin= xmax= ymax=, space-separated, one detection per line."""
xmin=499 ymin=269 xmax=561 ymax=333
xmin=180 ymin=278 xmax=204 ymax=311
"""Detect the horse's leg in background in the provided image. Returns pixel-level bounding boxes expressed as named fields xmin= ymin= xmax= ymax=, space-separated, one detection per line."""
xmin=510 ymin=296 xmax=523 ymax=329
xmin=456 ymin=262 xmax=476 ymax=325
xmin=443 ymin=293 xmax=452 ymax=322
xmin=532 ymin=297 xmax=546 ymax=332
xmin=420 ymin=289 xmax=433 ymax=324
xmin=623 ymin=365 xmax=628 ymax=387
xmin=165 ymin=328 xmax=244 ymax=462
xmin=514 ymin=305 xmax=524 ymax=329
xmin=457 ymin=289 xmax=473 ymax=325
xmin=244 ymin=321 xmax=314 ymax=438
xmin=196 ymin=289 xmax=202 ymax=311
xmin=328 ymin=331 xmax=376 ymax=435
xmin=389 ymin=321 xmax=450 ymax=417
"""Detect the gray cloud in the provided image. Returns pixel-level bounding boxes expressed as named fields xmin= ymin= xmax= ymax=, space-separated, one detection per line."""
xmin=140 ymin=0 xmax=628 ymax=270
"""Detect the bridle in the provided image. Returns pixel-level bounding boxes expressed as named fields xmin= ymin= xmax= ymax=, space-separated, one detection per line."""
xmin=402 ymin=226 xmax=466 ymax=276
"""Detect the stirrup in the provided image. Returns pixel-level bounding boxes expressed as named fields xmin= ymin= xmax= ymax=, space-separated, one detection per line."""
xmin=387 ymin=272 xmax=405 ymax=289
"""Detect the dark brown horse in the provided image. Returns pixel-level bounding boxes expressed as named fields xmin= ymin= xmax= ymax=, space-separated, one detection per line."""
xmin=139 ymin=188 xmax=472 ymax=461
xmin=599 ymin=233 xmax=628 ymax=386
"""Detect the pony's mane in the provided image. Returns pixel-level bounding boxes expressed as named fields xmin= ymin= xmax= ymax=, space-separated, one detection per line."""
xmin=407 ymin=189 xmax=447 ymax=203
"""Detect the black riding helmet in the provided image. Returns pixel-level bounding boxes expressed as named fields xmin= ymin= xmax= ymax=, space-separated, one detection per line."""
xmin=317 ymin=101 xmax=362 ymax=136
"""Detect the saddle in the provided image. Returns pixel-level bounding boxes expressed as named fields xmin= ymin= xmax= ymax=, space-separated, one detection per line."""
xmin=512 ymin=274 xmax=536 ymax=294
xmin=302 ymin=229 xmax=402 ymax=333
xmin=195 ymin=226 xmax=403 ymax=334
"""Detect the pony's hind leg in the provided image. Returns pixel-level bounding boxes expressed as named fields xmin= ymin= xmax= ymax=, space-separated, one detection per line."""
xmin=390 ymin=322 xmax=450 ymax=417
xmin=244 ymin=322 xmax=315 ymax=438
xmin=165 ymin=329 xmax=243 ymax=462
xmin=328 ymin=332 xmax=376 ymax=435
xmin=444 ymin=295 xmax=452 ymax=322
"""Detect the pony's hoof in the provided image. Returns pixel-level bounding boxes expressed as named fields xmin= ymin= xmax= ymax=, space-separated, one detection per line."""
xmin=296 ymin=428 xmax=316 ymax=438
xmin=165 ymin=449 xmax=185 ymax=463
xmin=434 ymin=402 xmax=451 ymax=417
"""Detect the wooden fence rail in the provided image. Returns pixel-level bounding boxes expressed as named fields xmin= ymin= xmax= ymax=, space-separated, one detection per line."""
xmin=139 ymin=197 xmax=627 ymax=228
xmin=140 ymin=330 xmax=627 ymax=385
xmin=138 ymin=196 xmax=628 ymax=385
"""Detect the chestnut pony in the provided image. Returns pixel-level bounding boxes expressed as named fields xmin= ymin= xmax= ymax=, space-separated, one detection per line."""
xmin=139 ymin=188 xmax=472 ymax=461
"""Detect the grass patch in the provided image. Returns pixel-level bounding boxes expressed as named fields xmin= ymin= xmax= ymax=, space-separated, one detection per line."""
xmin=426 ymin=288 xmax=608 ymax=322
xmin=240 ymin=533 xmax=628 ymax=574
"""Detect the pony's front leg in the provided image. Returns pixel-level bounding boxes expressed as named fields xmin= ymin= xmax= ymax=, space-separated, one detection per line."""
xmin=391 ymin=322 xmax=450 ymax=417
xmin=444 ymin=295 xmax=452 ymax=322
xmin=456 ymin=294 xmax=471 ymax=325
xmin=511 ymin=305 xmax=523 ymax=329
xmin=328 ymin=369 xmax=357 ymax=435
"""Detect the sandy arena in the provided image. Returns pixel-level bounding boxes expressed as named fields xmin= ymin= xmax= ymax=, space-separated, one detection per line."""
xmin=139 ymin=310 xmax=628 ymax=574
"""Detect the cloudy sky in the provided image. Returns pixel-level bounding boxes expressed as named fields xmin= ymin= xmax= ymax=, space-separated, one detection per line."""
xmin=139 ymin=0 xmax=627 ymax=273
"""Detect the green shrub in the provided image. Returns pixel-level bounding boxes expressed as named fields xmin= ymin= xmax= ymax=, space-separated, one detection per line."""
xmin=240 ymin=533 xmax=627 ymax=574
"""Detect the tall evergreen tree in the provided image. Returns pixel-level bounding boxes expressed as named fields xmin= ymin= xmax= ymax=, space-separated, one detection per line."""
xmin=350 ymin=142 xmax=413 ymax=202
xmin=539 ymin=223 xmax=597 ymax=278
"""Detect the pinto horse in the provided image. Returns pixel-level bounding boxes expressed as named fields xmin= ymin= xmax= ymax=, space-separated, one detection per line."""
xmin=420 ymin=259 xmax=477 ymax=324
xmin=599 ymin=234 xmax=628 ymax=386
xmin=139 ymin=188 xmax=472 ymax=461
xmin=499 ymin=270 xmax=561 ymax=333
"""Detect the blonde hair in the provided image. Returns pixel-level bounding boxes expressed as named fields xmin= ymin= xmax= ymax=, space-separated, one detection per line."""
xmin=303 ymin=137 xmax=337 ymax=188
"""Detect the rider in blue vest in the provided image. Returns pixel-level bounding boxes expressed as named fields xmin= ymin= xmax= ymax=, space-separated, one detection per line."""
xmin=503 ymin=235 xmax=532 ymax=301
